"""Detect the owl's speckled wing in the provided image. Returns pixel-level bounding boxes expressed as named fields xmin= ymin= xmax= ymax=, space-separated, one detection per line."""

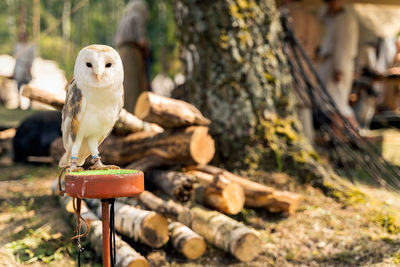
xmin=59 ymin=79 xmax=87 ymax=167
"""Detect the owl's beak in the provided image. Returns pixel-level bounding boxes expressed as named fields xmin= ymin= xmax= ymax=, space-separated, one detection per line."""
xmin=95 ymin=74 xmax=102 ymax=82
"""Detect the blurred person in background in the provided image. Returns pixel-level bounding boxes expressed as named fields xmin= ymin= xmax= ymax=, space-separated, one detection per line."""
xmin=355 ymin=37 xmax=398 ymax=133
xmin=12 ymin=31 xmax=35 ymax=109
xmin=115 ymin=0 xmax=150 ymax=113
xmin=319 ymin=0 xmax=359 ymax=138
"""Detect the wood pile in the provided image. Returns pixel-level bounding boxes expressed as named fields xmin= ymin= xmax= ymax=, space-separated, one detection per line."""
xmin=33 ymin=87 xmax=303 ymax=264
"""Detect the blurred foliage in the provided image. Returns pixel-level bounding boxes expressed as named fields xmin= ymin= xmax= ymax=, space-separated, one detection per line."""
xmin=0 ymin=0 xmax=180 ymax=79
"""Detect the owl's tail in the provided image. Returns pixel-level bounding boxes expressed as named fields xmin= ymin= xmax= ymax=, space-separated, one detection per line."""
xmin=59 ymin=141 xmax=90 ymax=167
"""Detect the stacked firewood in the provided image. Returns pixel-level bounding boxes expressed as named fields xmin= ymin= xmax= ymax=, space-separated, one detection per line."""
xmin=27 ymin=86 xmax=303 ymax=264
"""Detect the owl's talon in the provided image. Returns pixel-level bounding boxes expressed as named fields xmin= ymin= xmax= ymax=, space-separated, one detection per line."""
xmin=68 ymin=166 xmax=85 ymax=172
xmin=90 ymin=156 xmax=120 ymax=170
xmin=88 ymin=165 xmax=120 ymax=170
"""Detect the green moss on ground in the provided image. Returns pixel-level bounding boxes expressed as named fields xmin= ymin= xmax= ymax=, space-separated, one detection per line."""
xmin=69 ymin=169 xmax=139 ymax=176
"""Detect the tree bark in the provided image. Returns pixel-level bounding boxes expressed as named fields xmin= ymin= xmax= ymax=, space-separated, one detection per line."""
xmin=169 ymin=221 xmax=206 ymax=260
xmin=135 ymin=91 xmax=210 ymax=128
xmin=101 ymin=126 xmax=214 ymax=166
xmin=186 ymin=170 xmax=245 ymax=215
xmin=190 ymin=207 xmax=262 ymax=262
xmin=57 ymin=195 xmax=148 ymax=267
xmin=174 ymin=0 xmax=340 ymax=189
xmin=86 ymin=199 xmax=170 ymax=248
xmin=138 ymin=191 xmax=192 ymax=226
xmin=144 ymin=170 xmax=194 ymax=202
xmin=187 ymin=165 xmax=303 ymax=214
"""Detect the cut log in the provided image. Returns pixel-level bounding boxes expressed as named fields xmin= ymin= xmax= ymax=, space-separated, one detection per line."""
xmin=114 ymin=108 xmax=164 ymax=135
xmin=187 ymin=165 xmax=303 ymax=214
xmin=22 ymin=85 xmax=65 ymax=109
xmin=57 ymin=195 xmax=148 ymax=267
xmin=169 ymin=221 xmax=206 ymax=260
xmin=0 ymin=128 xmax=16 ymax=140
xmin=144 ymin=171 xmax=194 ymax=203
xmin=191 ymin=207 xmax=262 ymax=262
xmin=102 ymin=126 xmax=214 ymax=167
xmin=86 ymin=199 xmax=169 ymax=248
xmin=186 ymin=170 xmax=245 ymax=215
xmin=138 ymin=191 xmax=192 ymax=226
xmin=21 ymin=85 xmax=161 ymax=134
xmin=51 ymin=126 xmax=215 ymax=168
xmin=135 ymin=91 xmax=210 ymax=128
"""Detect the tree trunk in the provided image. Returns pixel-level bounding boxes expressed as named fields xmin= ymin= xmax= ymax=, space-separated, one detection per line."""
xmin=190 ymin=207 xmax=262 ymax=262
xmin=174 ymin=0 xmax=340 ymax=188
xmin=144 ymin=170 xmax=194 ymax=202
xmin=186 ymin=170 xmax=245 ymax=215
xmin=187 ymin=165 xmax=303 ymax=214
xmin=135 ymin=91 xmax=210 ymax=128
xmin=57 ymin=195 xmax=148 ymax=267
xmin=169 ymin=221 xmax=206 ymax=260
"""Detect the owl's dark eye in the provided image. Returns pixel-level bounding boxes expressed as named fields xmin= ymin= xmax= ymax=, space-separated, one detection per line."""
xmin=86 ymin=62 xmax=92 ymax=68
xmin=105 ymin=63 xmax=112 ymax=68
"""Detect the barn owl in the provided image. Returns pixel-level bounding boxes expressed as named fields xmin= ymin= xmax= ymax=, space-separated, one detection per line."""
xmin=59 ymin=44 xmax=124 ymax=171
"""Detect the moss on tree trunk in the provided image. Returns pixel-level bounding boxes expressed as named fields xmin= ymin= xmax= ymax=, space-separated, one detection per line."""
xmin=174 ymin=0 xmax=351 ymax=193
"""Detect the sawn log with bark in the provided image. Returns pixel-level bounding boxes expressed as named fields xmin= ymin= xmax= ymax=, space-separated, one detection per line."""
xmin=135 ymin=91 xmax=210 ymax=128
xmin=51 ymin=125 xmax=215 ymax=168
xmin=186 ymin=170 xmax=245 ymax=215
xmin=187 ymin=165 xmax=303 ymax=214
xmin=191 ymin=206 xmax=262 ymax=262
xmin=85 ymin=199 xmax=169 ymax=248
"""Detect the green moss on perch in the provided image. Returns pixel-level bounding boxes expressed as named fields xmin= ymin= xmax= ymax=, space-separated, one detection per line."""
xmin=69 ymin=169 xmax=139 ymax=176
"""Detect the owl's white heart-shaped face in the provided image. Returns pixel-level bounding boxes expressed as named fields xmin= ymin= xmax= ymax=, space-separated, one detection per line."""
xmin=74 ymin=44 xmax=124 ymax=90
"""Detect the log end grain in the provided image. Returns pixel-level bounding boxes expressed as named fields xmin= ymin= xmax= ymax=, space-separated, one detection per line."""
xmin=127 ymin=259 xmax=149 ymax=267
xmin=181 ymin=236 xmax=207 ymax=260
xmin=141 ymin=213 xmax=169 ymax=248
xmin=231 ymin=230 xmax=262 ymax=262
xmin=204 ymin=183 xmax=245 ymax=215
xmin=189 ymin=126 xmax=215 ymax=165
xmin=135 ymin=92 xmax=151 ymax=120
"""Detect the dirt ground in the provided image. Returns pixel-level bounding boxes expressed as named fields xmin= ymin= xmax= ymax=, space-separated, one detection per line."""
xmin=1 ymin=164 xmax=400 ymax=267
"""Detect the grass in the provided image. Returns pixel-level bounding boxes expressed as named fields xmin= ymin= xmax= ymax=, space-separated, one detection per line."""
xmin=69 ymin=169 xmax=139 ymax=176
xmin=0 ymin=105 xmax=37 ymax=129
